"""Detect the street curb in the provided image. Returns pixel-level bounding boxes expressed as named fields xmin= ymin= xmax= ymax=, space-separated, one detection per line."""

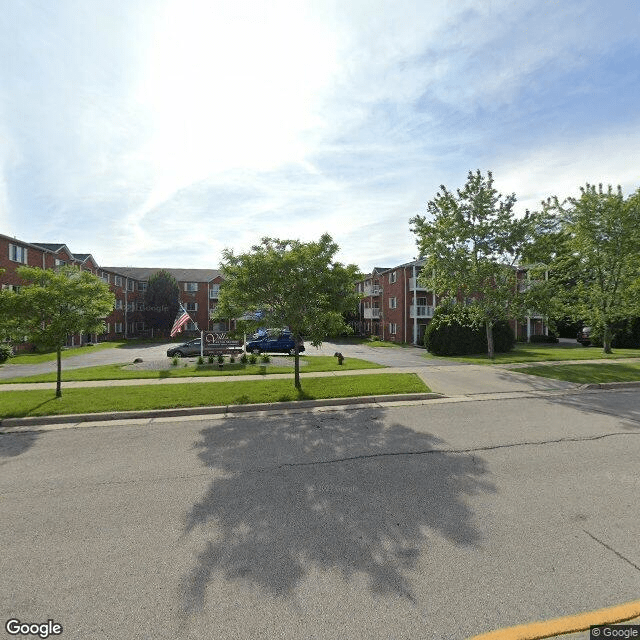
xmin=0 ymin=392 xmax=443 ymax=429
xmin=579 ymin=381 xmax=640 ymax=390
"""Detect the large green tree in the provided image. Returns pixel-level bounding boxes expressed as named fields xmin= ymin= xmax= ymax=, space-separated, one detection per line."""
xmin=11 ymin=265 xmax=115 ymax=396
xmin=410 ymin=170 xmax=540 ymax=358
xmin=531 ymin=184 xmax=640 ymax=353
xmin=216 ymin=234 xmax=360 ymax=389
xmin=144 ymin=269 xmax=180 ymax=337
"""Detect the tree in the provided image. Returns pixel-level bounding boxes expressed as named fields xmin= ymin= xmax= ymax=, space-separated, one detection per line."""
xmin=216 ymin=234 xmax=360 ymax=389
xmin=11 ymin=266 xmax=115 ymax=397
xmin=533 ymin=184 xmax=640 ymax=353
xmin=410 ymin=170 xmax=538 ymax=359
xmin=144 ymin=269 xmax=180 ymax=337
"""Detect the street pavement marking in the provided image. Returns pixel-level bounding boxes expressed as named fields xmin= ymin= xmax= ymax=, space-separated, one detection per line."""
xmin=468 ymin=599 xmax=640 ymax=640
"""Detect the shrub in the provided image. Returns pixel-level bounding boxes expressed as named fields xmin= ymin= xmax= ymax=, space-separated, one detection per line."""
xmin=171 ymin=356 xmax=179 ymax=367
xmin=197 ymin=355 xmax=205 ymax=365
xmin=217 ymin=354 xmax=224 ymax=364
xmin=0 ymin=343 xmax=13 ymax=363
xmin=208 ymin=355 xmax=215 ymax=364
xmin=240 ymin=353 xmax=248 ymax=364
xmin=261 ymin=354 xmax=271 ymax=363
xmin=424 ymin=304 xmax=515 ymax=356
xmin=229 ymin=355 xmax=235 ymax=363
xmin=529 ymin=333 xmax=559 ymax=344
xmin=249 ymin=354 xmax=258 ymax=364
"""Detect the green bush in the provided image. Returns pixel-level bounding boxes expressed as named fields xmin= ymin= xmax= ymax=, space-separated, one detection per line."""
xmin=240 ymin=353 xmax=248 ymax=364
xmin=217 ymin=354 xmax=224 ymax=364
xmin=249 ymin=354 xmax=258 ymax=365
xmin=0 ymin=343 xmax=13 ymax=363
xmin=208 ymin=355 xmax=215 ymax=364
xmin=197 ymin=355 xmax=205 ymax=365
xmin=424 ymin=304 xmax=515 ymax=356
xmin=261 ymin=354 xmax=271 ymax=363
xmin=589 ymin=318 xmax=640 ymax=348
xmin=529 ymin=333 xmax=559 ymax=344
xmin=171 ymin=356 xmax=179 ymax=367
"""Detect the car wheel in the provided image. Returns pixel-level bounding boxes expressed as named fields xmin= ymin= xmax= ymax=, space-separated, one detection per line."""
xmin=252 ymin=348 xmax=261 ymax=355
xmin=289 ymin=348 xmax=296 ymax=356
xmin=174 ymin=351 xmax=183 ymax=358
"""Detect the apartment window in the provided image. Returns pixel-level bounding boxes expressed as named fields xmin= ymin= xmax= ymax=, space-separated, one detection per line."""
xmin=389 ymin=297 xmax=397 ymax=309
xmin=114 ymin=275 xmax=123 ymax=287
xmin=209 ymin=285 xmax=220 ymax=298
xmin=114 ymin=322 xmax=123 ymax=333
xmin=136 ymin=322 xmax=145 ymax=331
xmin=136 ymin=301 xmax=145 ymax=311
xmin=389 ymin=271 xmax=397 ymax=284
xmin=138 ymin=282 xmax=147 ymax=292
xmin=185 ymin=282 xmax=198 ymax=292
xmin=2 ymin=284 xmax=21 ymax=292
xmin=127 ymin=280 xmax=134 ymax=291
xmin=9 ymin=244 xmax=28 ymax=264
xmin=186 ymin=302 xmax=198 ymax=312
xmin=54 ymin=258 xmax=66 ymax=267
xmin=185 ymin=321 xmax=197 ymax=331
xmin=115 ymin=299 xmax=123 ymax=310
xmin=389 ymin=323 xmax=397 ymax=335
xmin=103 ymin=323 xmax=110 ymax=334
xmin=126 ymin=302 xmax=134 ymax=312
xmin=101 ymin=272 xmax=110 ymax=284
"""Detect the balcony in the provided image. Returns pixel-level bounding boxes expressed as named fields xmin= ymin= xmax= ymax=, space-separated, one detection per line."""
xmin=363 ymin=286 xmax=381 ymax=296
xmin=409 ymin=277 xmax=430 ymax=291
xmin=363 ymin=308 xmax=381 ymax=319
xmin=410 ymin=305 xmax=434 ymax=319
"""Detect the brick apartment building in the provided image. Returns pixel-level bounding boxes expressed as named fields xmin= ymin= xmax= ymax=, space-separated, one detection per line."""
xmin=0 ymin=233 xmax=229 ymax=345
xmin=355 ymin=258 xmax=547 ymax=345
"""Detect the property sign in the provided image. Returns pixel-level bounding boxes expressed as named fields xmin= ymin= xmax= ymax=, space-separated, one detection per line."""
xmin=203 ymin=332 xmax=242 ymax=350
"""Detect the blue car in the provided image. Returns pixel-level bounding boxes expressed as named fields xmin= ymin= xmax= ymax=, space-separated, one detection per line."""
xmin=245 ymin=332 xmax=305 ymax=355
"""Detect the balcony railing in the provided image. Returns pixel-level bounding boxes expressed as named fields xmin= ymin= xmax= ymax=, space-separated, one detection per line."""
xmin=363 ymin=308 xmax=381 ymax=319
xmin=409 ymin=277 xmax=430 ymax=291
xmin=410 ymin=305 xmax=434 ymax=319
xmin=363 ymin=286 xmax=381 ymax=296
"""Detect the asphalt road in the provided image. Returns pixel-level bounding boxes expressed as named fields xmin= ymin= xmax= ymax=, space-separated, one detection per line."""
xmin=2 ymin=389 xmax=639 ymax=639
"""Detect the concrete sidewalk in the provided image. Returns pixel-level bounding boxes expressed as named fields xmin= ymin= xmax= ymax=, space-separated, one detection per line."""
xmin=0 ymin=364 xmax=579 ymax=395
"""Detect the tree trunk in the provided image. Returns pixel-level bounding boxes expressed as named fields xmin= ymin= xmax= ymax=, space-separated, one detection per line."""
xmin=56 ymin=345 xmax=62 ymax=398
xmin=294 ymin=346 xmax=301 ymax=390
xmin=603 ymin=322 xmax=613 ymax=354
xmin=485 ymin=321 xmax=495 ymax=360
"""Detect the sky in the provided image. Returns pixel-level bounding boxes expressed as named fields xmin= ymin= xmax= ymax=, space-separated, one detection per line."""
xmin=1 ymin=0 xmax=639 ymax=273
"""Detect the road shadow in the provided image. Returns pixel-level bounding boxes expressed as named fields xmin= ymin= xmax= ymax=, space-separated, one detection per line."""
xmin=180 ymin=407 xmax=495 ymax=615
xmin=0 ymin=430 xmax=39 ymax=460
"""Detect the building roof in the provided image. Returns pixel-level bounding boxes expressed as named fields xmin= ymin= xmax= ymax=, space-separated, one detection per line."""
xmin=101 ymin=266 xmax=222 ymax=282
xmin=30 ymin=242 xmax=71 ymax=253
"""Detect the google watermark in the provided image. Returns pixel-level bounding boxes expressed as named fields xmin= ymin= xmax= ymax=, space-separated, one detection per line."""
xmin=5 ymin=619 xmax=63 ymax=638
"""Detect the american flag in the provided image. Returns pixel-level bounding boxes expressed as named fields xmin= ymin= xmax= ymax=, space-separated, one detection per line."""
xmin=170 ymin=304 xmax=192 ymax=337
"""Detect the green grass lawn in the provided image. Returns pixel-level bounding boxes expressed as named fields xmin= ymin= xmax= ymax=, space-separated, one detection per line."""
xmin=520 ymin=362 xmax=640 ymax=384
xmin=0 ymin=355 xmax=383 ymax=383
xmin=6 ymin=341 xmax=127 ymax=365
xmin=0 ymin=373 xmax=429 ymax=419
xmin=424 ymin=343 xmax=640 ymax=364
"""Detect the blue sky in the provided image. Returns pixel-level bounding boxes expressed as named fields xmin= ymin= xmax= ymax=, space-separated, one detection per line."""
xmin=1 ymin=0 xmax=638 ymax=272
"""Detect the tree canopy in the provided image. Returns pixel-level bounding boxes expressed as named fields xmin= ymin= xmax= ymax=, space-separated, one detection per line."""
xmin=528 ymin=184 xmax=640 ymax=353
xmin=10 ymin=265 xmax=115 ymax=396
xmin=216 ymin=234 xmax=360 ymax=388
xmin=144 ymin=269 xmax=180 ymax=337
xmin=410 ymin=170 xmax=539 ymax=358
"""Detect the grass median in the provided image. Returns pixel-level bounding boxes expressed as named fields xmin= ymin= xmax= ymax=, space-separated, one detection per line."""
xmin=0 ymin=356 xmax=383 ymax=383
xmin=520 ymin=362 xmax=640 ymax=384
xmin=424 ymin=344 xmax=640 ymax=364
xmin=0 ymin=373 xmax=430 ymax=419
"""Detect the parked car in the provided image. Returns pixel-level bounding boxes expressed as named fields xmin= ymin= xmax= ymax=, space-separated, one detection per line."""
xmin=167 ymin=339 xmax=206 ymax=358
xmin=245 ymin=332 xmax=305 ymax=355
xmin=576 ymin=326 xmax=592 ymax=346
